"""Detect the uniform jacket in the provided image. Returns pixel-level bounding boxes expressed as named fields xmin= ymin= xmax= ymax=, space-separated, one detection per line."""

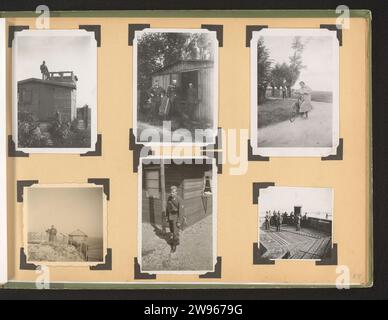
xmin=166 ymin=195 xmax=184 ymax=219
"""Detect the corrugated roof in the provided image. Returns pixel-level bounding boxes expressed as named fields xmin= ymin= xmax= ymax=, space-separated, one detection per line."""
xmin=18 ymin=78 xmax=76 ymax=89
xmin=152 ymin=59 xmax=214 ymax=75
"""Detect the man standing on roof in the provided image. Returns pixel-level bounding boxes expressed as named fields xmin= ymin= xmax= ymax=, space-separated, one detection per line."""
xmin=40 ymin=61 xmax=50 ymax=80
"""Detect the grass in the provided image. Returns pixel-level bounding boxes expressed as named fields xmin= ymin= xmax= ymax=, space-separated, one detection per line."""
xmin=258 ymin=91 xmax=332 ymax=128
xmin=258 ymin=98 xmax=295 ymax=128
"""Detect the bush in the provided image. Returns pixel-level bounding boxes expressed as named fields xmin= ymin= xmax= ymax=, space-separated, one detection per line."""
xmin=49 ymin=119 xmax=91 ymax=148
xmin=17 ymin=112 xmax=48 ymax=148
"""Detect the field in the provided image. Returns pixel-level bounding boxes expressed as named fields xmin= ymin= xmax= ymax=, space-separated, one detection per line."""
xmin=310 ymin=91 xmax=333 ymax=103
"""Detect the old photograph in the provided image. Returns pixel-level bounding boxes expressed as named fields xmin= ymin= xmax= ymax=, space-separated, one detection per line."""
xmin=12 ymin=30 xmax=97 ymax=153
xmin=139 ymin=157 xmax=217 ymax=273
xmin=251 ymin=29 xmax=339 ymax=157
xmin=258 ymin=187 xmax=333 ymax=260
xmin=133 ymin=29 xmax=218 ymax=145
xmin=23 ymin=184 xmax=107 ymax=266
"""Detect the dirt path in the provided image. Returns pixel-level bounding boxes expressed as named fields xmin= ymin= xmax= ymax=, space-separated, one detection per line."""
xmin=258 ymin=101 xmax=333 ymax=148
xmin=141 ymin=215 xmax=214 ymax=272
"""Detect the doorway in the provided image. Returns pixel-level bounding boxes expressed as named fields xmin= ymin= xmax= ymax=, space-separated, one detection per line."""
xmin=181 ymin=71 xmax=199 ymax=99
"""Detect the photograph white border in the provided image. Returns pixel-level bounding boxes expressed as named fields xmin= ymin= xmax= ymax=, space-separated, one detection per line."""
xmin=23 ymin=183 xmax=108 ymax=267
xmin=132 ymin=28 xmax=219 ymax=147
xmin=250 ymin=28 xmax=340 ymax=157
xmin=257 ymin=186 xmax=334 ymax=261
xmin=138 ymin=155 xmax=218 ymax=274
xmin=12 ymin=29 xmax=98 ymax=154
xmin=0 ymin=18 xmax=8 ymax=285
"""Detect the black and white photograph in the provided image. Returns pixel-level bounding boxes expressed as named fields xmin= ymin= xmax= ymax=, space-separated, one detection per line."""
xmin=258 ymin=187 xmax=333 ymax=260
xmin=12 ymin=30 xmax=97 ymax=153
xmin=139 ymin=157 xmax=217 ymax=273
xmin=133 ymin=29 xmax=218 ymax=145
xmin=23 ymin=185 xmax=107 ymax=266
xmin=251 ymin=29 xmax=339 ymax=157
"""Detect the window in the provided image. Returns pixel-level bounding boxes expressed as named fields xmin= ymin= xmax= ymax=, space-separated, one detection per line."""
xmin=144 ymin=169 xmax=160 ymax=198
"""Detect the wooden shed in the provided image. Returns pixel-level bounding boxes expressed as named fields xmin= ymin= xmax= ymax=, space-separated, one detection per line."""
xmin=142 ymin=162 xmax=213 ymax=227
xmin=18 ymin=71 xmax=77 ymax=123
xmin=151 ymin=60 xmax=215 ymax=124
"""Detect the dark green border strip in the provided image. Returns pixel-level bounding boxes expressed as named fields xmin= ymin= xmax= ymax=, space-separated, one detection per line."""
xmin=1 ymin=281 xmax=370 ymax=290
xmin=0 ymin=9 xmax=371 ymax=19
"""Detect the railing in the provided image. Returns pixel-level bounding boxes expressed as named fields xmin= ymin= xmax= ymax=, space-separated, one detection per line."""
xmin=28 ymin=231 xmax=90 ymax=260
xmin=260 ymin=215 xmax=332 ymax=234
xmin=48 ymin=71 xmax=76 ymax=82
xmin=28 ymin=232 xmax=68 ymax=244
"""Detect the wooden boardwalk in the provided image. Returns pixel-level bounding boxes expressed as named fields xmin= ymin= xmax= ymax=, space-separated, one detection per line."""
xmin=260 ymin=225 xmax=332 ymax=260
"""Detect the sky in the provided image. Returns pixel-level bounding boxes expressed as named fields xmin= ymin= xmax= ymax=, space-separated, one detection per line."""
xmin=15 ymin=32 xmax=96 ymax=109
xmin=26 ymin=187 xmax=103 ymax=238
xmin=262 ymin=35 xmax=334 ymax=92
xmin=259 ymin=187 xmax=333 ymax=217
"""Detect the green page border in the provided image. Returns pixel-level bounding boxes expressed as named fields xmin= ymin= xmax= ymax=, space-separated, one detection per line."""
xmin=0 ymin=9 xmax=372 ymax=290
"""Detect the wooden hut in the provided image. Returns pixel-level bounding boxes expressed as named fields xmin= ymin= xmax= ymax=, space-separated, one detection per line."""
xmin=142 ymin=162 xmax=213 ymax=227
xmin=151 ymin=60 xmax=215 ymax=124
xmin=18 ymin=71 xmax=77 ymax=123
xmin=68 ymin=229 xmax=88 ymax=246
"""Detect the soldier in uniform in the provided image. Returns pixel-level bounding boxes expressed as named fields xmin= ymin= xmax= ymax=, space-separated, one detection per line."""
xmin=46 ymin=225 xmax=57 ymax=242
xmin=166 ymin=79 xmax=180 ymax=116
xmin=295 ymin=214 xmax=301 ymax=231
xmin=147 ymin=80 xmax=165 ymax=120
xmin=166 ymin=186 xmax=184 ymax=253
xmin=264 ymin=211 xmax=270 ymax=231
xmin=186 ymin=82 xmax=198 ymax=119
xmin=40 ymin=61 xmax=49 ymax=80
xmin=276 ymin=211 xmax=282 ymax=232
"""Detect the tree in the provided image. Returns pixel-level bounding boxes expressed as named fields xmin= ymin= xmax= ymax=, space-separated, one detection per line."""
xmin=270 ymin=63 xmax=293 ymax=97
xmin=288 ymin=36 xmax=306 ymax=96
xmin=257 ymin=37 xmax=272 ymax=104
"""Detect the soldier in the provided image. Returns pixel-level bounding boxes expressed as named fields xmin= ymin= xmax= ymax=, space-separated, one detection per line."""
xmin=46 ymin=225 xmax=57 ymax=243
xmin=264 ymin=211 xmax=270 ymax=231
xmin=302 ymin=212 xmax=308 ymax=227
xmin=166 ymin=186 xmax=184 ymax=253
xmin=276 ymin=211 xmax=282 ymax=232
xmin=40 ymin=61 xmax=49 ymax=80
xmin=295 ymin=214 xmax=301 ymax=231
xmin=147 ymin=80 xmax=165 ymax=119
xmin=166 ymin=79 xmax=180 ymax=115
xmin=186 ymin=82 xmax=198 ymax=119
